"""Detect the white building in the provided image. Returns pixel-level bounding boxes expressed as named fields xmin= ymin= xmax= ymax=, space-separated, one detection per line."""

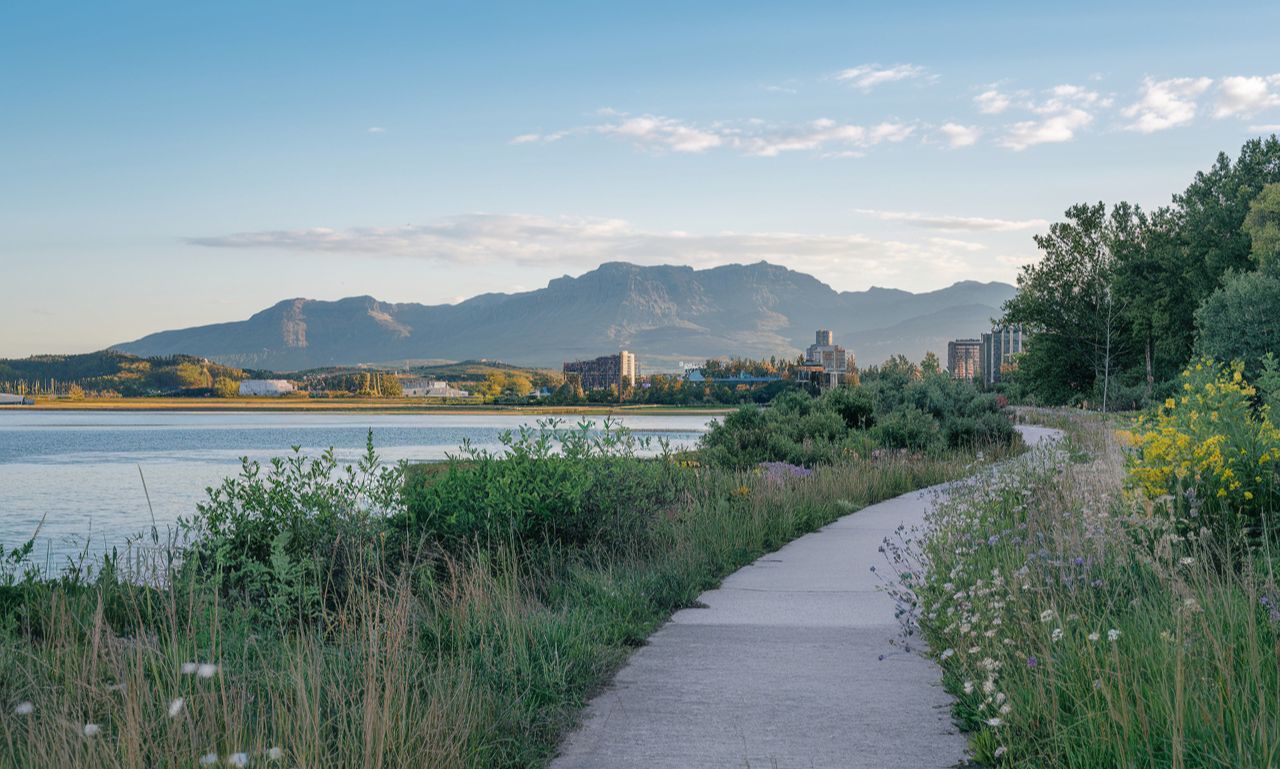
xmin=403 ymin=379 xmax=470 ymax=398
xmin=0 ymin=393 xmax=33 ymax=405
xmin=239 ymin=379 xmax=296 ymax=396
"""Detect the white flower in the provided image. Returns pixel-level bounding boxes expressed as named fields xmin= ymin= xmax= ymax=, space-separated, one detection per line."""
xmin=14 ymin=701 xmax=34 ymax=716
xmin=82 ymin=723 xmax=101 ymax=737
xmin=1108 ymin=629 xmax=1121 ymax=642
xmin=940 ymin=648 xmax=954 ymax=660
xmin=1051 ymin=627 xmax=1063 ymax=642
xmin=963 ymin=681 xmax=974 ymax=694
xmin=181 ymin=662 xmax=199 ymax=675
xmin=994 ymin=745 xmax=1008 ymax=758
xmin=266 ymin=747 xmax=284 ymax=761
xmin=168 ymin=697 xmax=185 ymax=718
xmin=199 ymin=754 xmax=219 ymax=766
xmin=999 ymin=702 xmax=1012 ymax=715
xmin=227 ymin=753 xmax=249 ymax=767
xmin=985 ymin=717 xmax=1004 ymax=727
xmin=1087 ymin=632 xmax=1100 ymax=642
xmin=197 ymin=664 xmax=220 ymax=679
xmin=1179 ymin=557 xmax=1195 ymax=566
xmin=1039 ymin=609 xmax=1054 ymax=623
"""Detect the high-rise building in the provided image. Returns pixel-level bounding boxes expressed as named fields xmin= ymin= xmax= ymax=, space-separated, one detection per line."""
xmin=947 ymin=339 xmax=983 ymax=381
xmin=563 ymin=351 xmax=637 ymax=391
xmin=804 ymin=330 xmax=851 ymax=389
xmin=980 ymin=325 xmax=1026 ymax=385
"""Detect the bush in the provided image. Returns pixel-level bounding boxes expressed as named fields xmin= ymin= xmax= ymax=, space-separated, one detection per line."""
xmin=874 ymin=405 xmax=940 ymax=451
xmin=398 ymin=419 xmax=689 ymax=550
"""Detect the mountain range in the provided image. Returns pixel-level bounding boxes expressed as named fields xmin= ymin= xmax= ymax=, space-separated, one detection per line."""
xmin=116 ymin=261 xmax=1015 ymax=371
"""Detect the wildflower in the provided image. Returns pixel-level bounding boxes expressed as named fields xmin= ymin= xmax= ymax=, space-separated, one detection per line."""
xmin=197 ymin=663 xmax=220 ymax=679
xmin=1107 ymin=629 xmax=1121 ymax=642
xmin=181 ymin=662 xmax=199 ymax=675
xmin=199 ymin=755 xmax=219 ymax=767
xmin=1092 ymin=678 xmax=1102 ymax=690
xmin=227 ymin=753 xmax=250 ymax=767
xmin=994 ymin=746 xmax=1007 ymax=758
xmin=985 ymin=717 xmax=1004 ymax=727
xmin=266 ymin=747 xmax=284 ymax=761
xmin=168 ymin=697 xmax=185 ymax=718
xmin=999 ymin=702 xmax=1012 ymax=715
xmin=1026 ymin=656 xmax=1038 ymax=669
xmin=1087 ymin=632 xmax=1100 ymax=642
xmin=83 ymin=723 xmax=101 ymax=737
xmin=940 ymin=648 xmax=954 ymax=660
xmin=1179 ymin=557 xmax=1195 ymax=566
xmin=14 ymin=701 xmax=34 ymax=716
xmin=1039 ymin=609 xmax=1054 ymax=623
xmin=1051 ymin=627 xmax=1063 ymax=642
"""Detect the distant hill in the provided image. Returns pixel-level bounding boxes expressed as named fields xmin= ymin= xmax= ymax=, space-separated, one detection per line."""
xmin=116 ymin=261 xmax=1014 ymax=371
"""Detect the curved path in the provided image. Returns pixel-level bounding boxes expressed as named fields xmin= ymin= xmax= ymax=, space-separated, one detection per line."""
xmin=552 ymin=426 xmax=1060 ymax=769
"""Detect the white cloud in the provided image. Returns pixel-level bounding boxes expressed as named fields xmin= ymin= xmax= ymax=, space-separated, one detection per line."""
xmin=1249 ymin=123 xmax=1280 ymax=132
xmin=185 ymin=213 xmax=1012 ymax=286
xmin=855 ymin=209 xmax=1049 ymax=232
xmin=367 ymin=127 xmax=386 ymax=134
xmin=998 ymin=84 xmax=1107 ymax=150
xmin=834 ymin=63 xmax=927 ymax=91
xmin=1121 ymin=76 xmax=1212 ymax=133
xmin=513 ymin=112 xmax=914 ymax=157
xmin=975 ymin=89 xmax=1011 ymax=114
xmin=938 ymin=122 xmax=982 ymax=148
xmin=1214 ymin=75 xmax=1280 ymax=118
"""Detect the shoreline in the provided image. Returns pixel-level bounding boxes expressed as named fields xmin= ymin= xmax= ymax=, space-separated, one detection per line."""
xmin=3 ymin=398 xmax=734 ymax=416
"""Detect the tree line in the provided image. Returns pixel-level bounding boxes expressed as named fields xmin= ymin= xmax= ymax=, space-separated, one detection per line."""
xmin=1002 ymin=135 xmax=1280 ymax=409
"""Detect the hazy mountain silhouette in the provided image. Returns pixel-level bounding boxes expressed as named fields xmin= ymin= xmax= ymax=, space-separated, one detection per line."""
xmin=117 ymin=261 xmax=1014 ymax=371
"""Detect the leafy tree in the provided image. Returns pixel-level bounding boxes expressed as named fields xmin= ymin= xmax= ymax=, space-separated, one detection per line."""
xmin=1194 ymin=270 xmax=1280 ymax=379
xmin=920 ymin=351 xmax=941 ymax=376
xmin=1245 ymin=182 xmax=1280 ymax=271
xmin=66 ymin=383 xmax=85 ymax=400
xmin=174 ymin=361 xmax=212 ymax=389
xmin=213 ymin=376 xmax=241 ymax=398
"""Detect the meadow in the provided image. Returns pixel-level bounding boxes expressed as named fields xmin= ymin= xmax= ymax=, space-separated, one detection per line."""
xmin=0 ymin=369 xmax=1017 ymax=769
xmin=896 ymin=361 xmax=1280 ymax=767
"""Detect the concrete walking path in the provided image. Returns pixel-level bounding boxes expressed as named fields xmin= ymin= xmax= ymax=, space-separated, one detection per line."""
xmin=551 ymin=426 xmax=1061 ymax=769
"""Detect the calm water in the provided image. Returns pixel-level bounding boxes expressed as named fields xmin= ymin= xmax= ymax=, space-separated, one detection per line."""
xmin=0 ymin=410 xmax=712 ymax=565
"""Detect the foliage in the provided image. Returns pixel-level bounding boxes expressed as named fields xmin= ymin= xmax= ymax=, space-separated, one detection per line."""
xmin=0 ymin=350 xmax=250 ymax=397
xmin=1194 ymin=269 xmax=1280 ymax=379
xmin=1245 ymin=181 xmax=1280 ymax=271
xmin=1128 ymin=361 xmax=1280 ymax=542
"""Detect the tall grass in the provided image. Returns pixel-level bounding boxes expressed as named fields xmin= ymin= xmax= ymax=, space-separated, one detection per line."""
xmin=894 ymin=409 xmax=1280 ymax=767
xmin=0 ymin=442 xmax=1004 ymax=768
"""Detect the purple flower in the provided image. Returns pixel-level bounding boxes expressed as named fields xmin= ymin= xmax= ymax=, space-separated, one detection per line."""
xmin=1073 ymin=556 xmax=1085 ymax=566
xmin=758 ymin=461 xmax=815 ymax=484
xmin=1026 ymin=656 xmax=1038 ymax=669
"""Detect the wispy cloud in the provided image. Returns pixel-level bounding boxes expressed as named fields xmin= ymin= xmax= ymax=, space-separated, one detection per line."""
xmin=974 ymin=89 xmax=1011 ymax=115
xmin=1249 ymin=123 xmax=1280 ymax=132
xmin=185 ymin=213 xmax=1012 ymax=286
xmin=855 ymin=209 xmax=1049 ymax=232
xmin=1214 ymin=75 xmax=1280 ymax=118
xmin=938 ymin=122 xmax=982 ymax=148
xmin=1000 ymin=84 xmax=1108 ymax=149
xmin=1121 ymin=76 xmax=1212 ymax=133
xmin=367 ymin=126 xmax=386 ymax=134
xmin=834 ymin=63 xmax=928 ymax=91
xmin=512 ymin=112 xmax=914 ymax=157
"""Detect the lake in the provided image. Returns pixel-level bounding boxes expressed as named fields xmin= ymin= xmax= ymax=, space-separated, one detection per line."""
xmin=0 ymin=410 xmax=714 ymax=567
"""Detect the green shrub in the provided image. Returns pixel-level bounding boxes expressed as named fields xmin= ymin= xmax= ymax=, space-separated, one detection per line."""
xmin=874 ymin=405 xmax=940 ymax=451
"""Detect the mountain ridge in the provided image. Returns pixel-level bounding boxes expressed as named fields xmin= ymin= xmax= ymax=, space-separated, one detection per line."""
xmin=116 ymin=261 xmax=1015 ymax=371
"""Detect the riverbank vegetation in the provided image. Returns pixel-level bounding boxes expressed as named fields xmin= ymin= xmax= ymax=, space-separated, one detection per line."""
xmin=893 ymin=361 xmax=1280 ymax=766
xmin=0 ymin=376 xmax=1018 ymax=769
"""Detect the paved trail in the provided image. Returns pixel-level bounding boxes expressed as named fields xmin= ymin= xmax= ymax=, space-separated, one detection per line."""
xmin=552 ymin=426 xmax=1060 ymax=769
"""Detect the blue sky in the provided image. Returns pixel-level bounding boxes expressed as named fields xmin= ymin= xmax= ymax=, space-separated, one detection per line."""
xmin=3 ymin=1 xmax=1280 ymax=356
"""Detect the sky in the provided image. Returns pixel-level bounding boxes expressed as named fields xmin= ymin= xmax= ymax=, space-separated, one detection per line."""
xmin=3 ymin=0 xmax=1280 ymax=357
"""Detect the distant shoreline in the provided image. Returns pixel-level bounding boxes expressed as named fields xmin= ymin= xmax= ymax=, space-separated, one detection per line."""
xmin=7 ymin=397 xmax=734 ymax=416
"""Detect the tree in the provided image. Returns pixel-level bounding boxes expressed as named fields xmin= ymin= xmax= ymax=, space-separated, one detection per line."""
xmin=1245 ymin=182 xmax=1280 ymax=271
xmin=1194 ymin=270 xmax=1280 ymax=379
xmin=920 ymin=351 xmax=941 ymax=376
xmin=174 ymin=361 xmax=211 ymax=389
xmin=213 ymin=376 xmax=241 ymax=398
xmin=66 ymin=383 xmax=85 ymax=400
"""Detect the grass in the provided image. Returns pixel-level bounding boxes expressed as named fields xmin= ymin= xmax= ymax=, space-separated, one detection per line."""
xmin=0 ymin=445 xmax=1005 ymax=768
xmin=896 ymin=408 xmax=1280 ymax=767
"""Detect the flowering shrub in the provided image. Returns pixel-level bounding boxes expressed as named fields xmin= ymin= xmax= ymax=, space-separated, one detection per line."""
xmin=1129 ymin=360 xmax=1280 ymax=538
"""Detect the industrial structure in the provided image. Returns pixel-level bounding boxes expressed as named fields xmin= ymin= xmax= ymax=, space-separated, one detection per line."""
xmin=563 ymin=351 xmax=637 ymax=391
xmin=803 ymin=329 xmax=851 ymax=389
xmin=402 ymin=379 xmax=470 ymax=398
xmin=946 ymin=338 xmax=983 ymax=381
xmin=238 ymin=379 xmax=296 ymax=396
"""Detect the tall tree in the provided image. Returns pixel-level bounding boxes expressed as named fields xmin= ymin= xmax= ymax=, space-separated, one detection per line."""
xmin=1244 ymin=182 xmax=1280 ymax=271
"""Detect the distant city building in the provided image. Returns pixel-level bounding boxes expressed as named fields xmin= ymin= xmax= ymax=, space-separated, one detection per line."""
xmin=804 ymin=330 xmax=851 ymax=389
xmin=239 ymin=379 xmax=296 ymax=397
xmin=947 ymin=338 xmax=983 ymax=381
xmin=980 ymin=325 xmax=1026 ymax=385
xmin=403 ymin=379 xmax=470 ymax=398
xmin=563 ymin=351 xmax=637 ymax=391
